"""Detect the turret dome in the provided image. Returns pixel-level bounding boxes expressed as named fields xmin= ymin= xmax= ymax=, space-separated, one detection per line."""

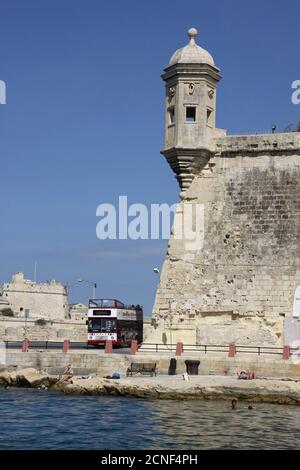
xmin=168 ymin=28 xmax=215 ymax=67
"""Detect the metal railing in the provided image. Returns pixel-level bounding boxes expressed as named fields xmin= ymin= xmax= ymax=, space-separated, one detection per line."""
xmin=139 ymin=343 xmax=177 ymax=353
xmin=140 ymin=343 xmax=299 ymax=357
xmin=235 ymin=345 xmax=290 ymax=357
xmin=2 ymin=340 xmax=299 ymax=358
xmin=227 ymin=130 xmax=300 ymax=137
xmin=2 ymin=340 xmax=89 ymax=350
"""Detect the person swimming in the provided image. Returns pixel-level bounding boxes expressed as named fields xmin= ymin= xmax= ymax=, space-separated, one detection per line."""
xmin=231 ymin=399 xmax=238 ymax=410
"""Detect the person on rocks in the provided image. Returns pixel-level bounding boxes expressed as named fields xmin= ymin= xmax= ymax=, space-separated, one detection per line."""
xmin=58 ymin=364 xmax=74 ymax=383
xmin=238 ymin=371 xmax=248 ymax=380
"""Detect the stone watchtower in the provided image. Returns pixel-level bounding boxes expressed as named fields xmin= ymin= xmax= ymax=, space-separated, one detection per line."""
xmin=162 ymin=28 xmax=223 ymax=194
xmin=148 ymin=28 xmax=300 ymax=348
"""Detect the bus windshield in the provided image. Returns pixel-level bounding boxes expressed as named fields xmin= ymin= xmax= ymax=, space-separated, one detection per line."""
xmin=88 ymin=318 xmax=117 ymax=333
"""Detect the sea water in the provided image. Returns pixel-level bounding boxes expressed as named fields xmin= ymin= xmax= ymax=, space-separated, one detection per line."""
xmin=0 ymin=388 xmax=299 ymax=450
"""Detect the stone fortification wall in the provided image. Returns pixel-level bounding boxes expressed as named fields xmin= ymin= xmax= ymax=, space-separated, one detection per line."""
xmin=0 ymin=272 xmax=68 ymax=321
xmin=152 ymin=133 xmax=300 ymax=346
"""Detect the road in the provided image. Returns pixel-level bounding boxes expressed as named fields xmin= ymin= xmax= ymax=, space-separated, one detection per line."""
xmin=2 ymin=341 xmax=130 ymax=354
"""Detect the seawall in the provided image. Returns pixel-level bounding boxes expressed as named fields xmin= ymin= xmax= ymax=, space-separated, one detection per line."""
xmin=3 ymin=350 xmax=300 ymax=380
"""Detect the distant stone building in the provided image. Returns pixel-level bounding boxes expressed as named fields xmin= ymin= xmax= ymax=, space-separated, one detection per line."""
xmin=0 ymin=272 xmax=68 ymax=320
xmin=148 ymin=28 xmax=300 ymax=347
xmin=68 ymin=303 xmax=88 ymax=321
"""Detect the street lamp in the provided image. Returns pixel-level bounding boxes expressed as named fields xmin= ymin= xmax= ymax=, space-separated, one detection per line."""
xmin=24 ymin=309 xmax=29 ymax=339
xmin=77 ymin=278 xmax=97 ymax=299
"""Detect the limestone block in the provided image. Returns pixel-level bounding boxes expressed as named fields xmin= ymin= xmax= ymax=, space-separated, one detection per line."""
xmin=57 ymin=330 xmax=71 ymax=339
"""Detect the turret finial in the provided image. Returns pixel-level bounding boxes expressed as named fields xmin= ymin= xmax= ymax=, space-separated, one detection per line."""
xmin=188 ymin=27 xmax=198 ymax=45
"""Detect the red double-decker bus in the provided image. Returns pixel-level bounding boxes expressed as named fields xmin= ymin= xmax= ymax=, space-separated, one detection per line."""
xmin=87 ymin=299 xmax=143 ymax=347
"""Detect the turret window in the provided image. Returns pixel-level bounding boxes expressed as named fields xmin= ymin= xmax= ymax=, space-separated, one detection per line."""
xmin=207 ymin=108 xmax=213 ymax=126
xmin=169 ymin=108 xmax=175 ymax=125
xmin=186 ymin=107 xmax=196 ymax=122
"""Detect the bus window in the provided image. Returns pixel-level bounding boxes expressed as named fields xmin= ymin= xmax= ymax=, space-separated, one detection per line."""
xmin=89 ymin=318 xmax=116 ymax=332
xmin=102 ymin=319 xmax=116 ymax=332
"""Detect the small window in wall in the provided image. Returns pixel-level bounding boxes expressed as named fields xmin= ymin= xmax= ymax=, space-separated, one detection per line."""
xmin=207 ymin=108 xmax=213 ymax=126
xmin=169 ymin=108 xmax=175 ymax=125
xmin=186 ymin=107 xmax=196 ymax=122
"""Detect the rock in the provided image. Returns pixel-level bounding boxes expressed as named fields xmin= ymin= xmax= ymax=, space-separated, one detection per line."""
xmin=14 ymin=368 xmax=55 ymax=388
xmin=0 ymin=371 xmax=11 ymax=386
xmin=53 ymin=377 xmax=106 ymax=395
xmin=2 ymin=370 xmax=300 ymax=406
xmin=0 ymin=366 xmax=18 ymax=386
xmin=51 ymin=376 xmax=300 ymax=404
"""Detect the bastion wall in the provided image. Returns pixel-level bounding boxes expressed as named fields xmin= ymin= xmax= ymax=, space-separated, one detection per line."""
xmin=151 ymin=133 xmax=300 ymax=347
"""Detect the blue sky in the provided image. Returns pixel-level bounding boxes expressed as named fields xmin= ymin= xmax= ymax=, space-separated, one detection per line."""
xmin=0 ymin=0 xmax=299 ymax=314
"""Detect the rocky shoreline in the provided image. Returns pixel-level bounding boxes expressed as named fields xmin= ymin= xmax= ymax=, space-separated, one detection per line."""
xmin=2 ymin=367 xmax=300 ymax=404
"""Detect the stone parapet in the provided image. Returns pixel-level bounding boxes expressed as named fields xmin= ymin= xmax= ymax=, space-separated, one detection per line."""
xmin=215 ymin=132 xmax=300 ymax=156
